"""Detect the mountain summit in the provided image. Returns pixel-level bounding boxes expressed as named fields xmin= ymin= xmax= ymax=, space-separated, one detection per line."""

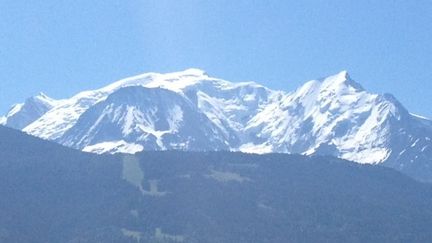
xmin=319 ymin=70 xmax=365 ymax=92
xmin=0 ymin=93 xmax=59 ymax=129
xmin=3 ymin=69 xmax=432 ymax=181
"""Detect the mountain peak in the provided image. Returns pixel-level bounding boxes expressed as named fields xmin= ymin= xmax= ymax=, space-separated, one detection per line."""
xmin=100 ymin=68 xmax=209 ymax=95
xmin=181 ymin=68 xmax=208 ymax=77
xmin=26 ymin=92 xmax=57 ymax=107
xmin=2 ymin=92 xmax=59 ymax=130
xmin=320 ymin=70 xmax=364 ymax=92
xmin=336 ymin=70 xmax=350 ymax=80
xmin=35 ymin=92 xmax=49 ymax=99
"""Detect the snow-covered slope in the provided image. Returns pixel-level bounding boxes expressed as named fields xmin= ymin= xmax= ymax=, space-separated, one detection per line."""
xmin=3 ymin=69 xmax=432 ymax=180
xmin=23 ymin=69 xmax=225 ymax=140
xmin=242 ymin=71 xmax=432 ymax=177
xmin=1 ymin=93 xmax=59 ymax=130
xmin=59 ymin=86 xmax=230 ymax=153
xmin=243 ymin=72 xmax=396 ymax=161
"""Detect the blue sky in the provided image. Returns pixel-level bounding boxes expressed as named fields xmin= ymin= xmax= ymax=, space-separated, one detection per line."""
xmin=1 ymin=0 xmax=431 ymax=117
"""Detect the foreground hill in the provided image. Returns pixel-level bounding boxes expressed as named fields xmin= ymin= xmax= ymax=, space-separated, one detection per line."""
xmin=1 ymin=125 xmax=432 ymax=242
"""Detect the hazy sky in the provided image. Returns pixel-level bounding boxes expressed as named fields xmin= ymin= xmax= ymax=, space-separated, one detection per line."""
xmin=1 ymin=0 xmax=431 ymax=117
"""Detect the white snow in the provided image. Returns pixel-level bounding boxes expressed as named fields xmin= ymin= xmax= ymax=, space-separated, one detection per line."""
xmin=7 ymin=103 xmax=24 ymax=117
xmin=3 ymin=69 xmax=432 ymax=167
xmin=411 ymin=139 xmax=420 ymax=148
xmin=238 ymin=143 xmax=274 ymax=154
xmin=2 ymin=93 xmax=61 ymax=130
xmin=84 ymin=140 xmax=144 ymax=154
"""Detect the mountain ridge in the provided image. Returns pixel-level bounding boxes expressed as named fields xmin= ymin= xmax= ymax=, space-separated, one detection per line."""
xmin=0 ymin=92 xmax=59 ymax=129
xmin=3 ymin=69 xmax=432 ymax=181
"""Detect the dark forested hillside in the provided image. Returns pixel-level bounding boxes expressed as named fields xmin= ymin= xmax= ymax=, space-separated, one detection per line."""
xmin=1 ymin=125 xmax=432 ymax=243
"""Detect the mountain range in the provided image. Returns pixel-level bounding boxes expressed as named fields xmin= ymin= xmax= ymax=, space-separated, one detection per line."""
xmin=2 ymin=69 xmax=432 ymax=181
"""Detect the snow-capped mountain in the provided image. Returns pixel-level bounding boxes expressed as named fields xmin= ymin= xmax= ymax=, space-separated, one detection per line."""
xmin=0 ymin=93 xmax=59 ymax=130
xmin=59 ymin=86 xmax=230 ymax=153
xmin=243 ymin=71 xmax=411 ymax=162
xmin=3 ymin=69 xmax=432 ymax=181
xmin=240 ymin=71 xmax=432 ymax=180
